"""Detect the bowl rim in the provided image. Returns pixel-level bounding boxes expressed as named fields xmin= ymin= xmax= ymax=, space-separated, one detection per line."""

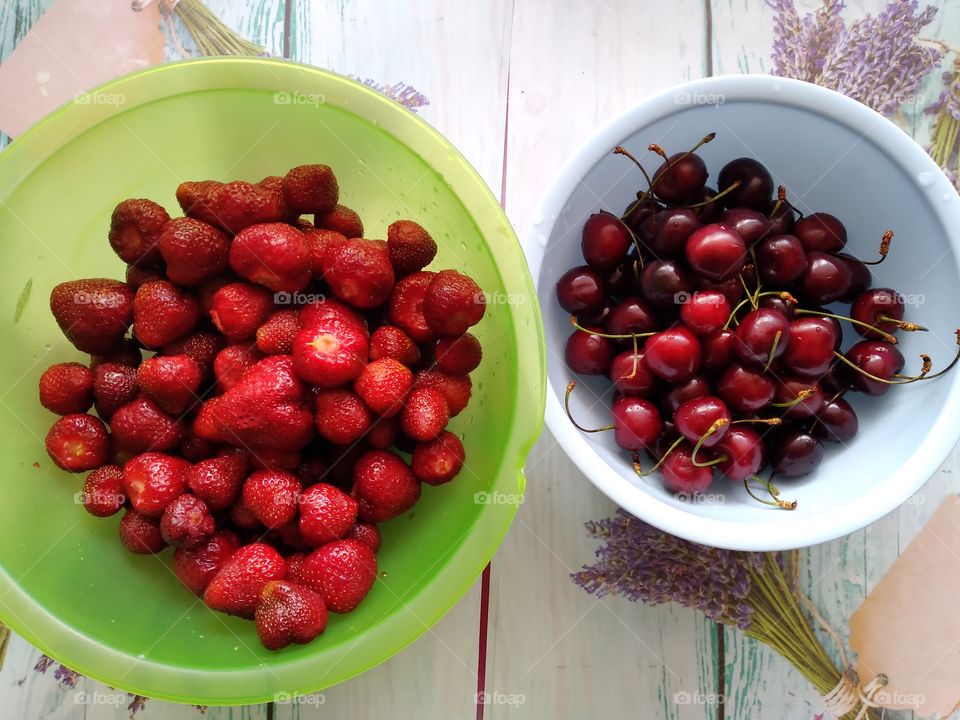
xmin=526 ymin=73 xmax=960 ymax=551
xmin=0 ymin=56 xmax=546 ymax=704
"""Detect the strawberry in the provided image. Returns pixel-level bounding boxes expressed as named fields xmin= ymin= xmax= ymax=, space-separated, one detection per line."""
xmin=110 ymin=397 xmax=184 ymax=454
xmin=296 ymin=452 xmax=329 ymax=486
xmin=177 ymin=430 xmax=219 ymax=462
xmin=176 ymin=180 xmax=223 ymax=227
xmin=345 ymin=522 xmax=382 ymax=552
xmin=292 ymin=316 xmax=369 ymax=387
xmin=298 ymin=296 xmax=367 ymax=332
xmin=257 ymin=175 xmax=297 ymax=221
xmin=286 ymin=552 xmax=308 ymax=583
xmin=298 ymin=483 xmax=358 ymax=547
xmin=324 ymin=239 xmax=394 ymax=309
xmin=213 ymin=343 xmax=263 ymax=392
xmin=369 ymin=325 xmax=420 ymax=366
xmin=186 ymin=453 xmax=248 ymax=510
xmin=118 ymin=509 xmax=167 ymax=554
xmin=242 ymin=470 xmax=301 ymax=529
xmin=137 ymin=354 xmax=202 ymax=415
xmin=298 ymin=539 xmax=376 ymax=613
xmin=314 ymin=389 xmax=372 ymax=445
xmin=386 ymin=271 xmax=436 ymax=343
xmin=423 ymin=270 xmax=486 ymax=337
xmin=282 ymin=164 xmax=339 ymax=214
xmin=256 ymin=309 xmax=300 ymax=355
xmin=122 ymin=451 xmax=190 ymax=517
xmin=414 ymin=368 xmax=473 ymax=416
xmin=351 ymin=449 xmax=421 ymax=522
xmin=401 ymin=387 xmax=449 ymax=441
xmin=411 ymin=431 xmax=465 ymax=485
xmin=354 ymin=358 xmax=413 ymax=416
xmin=90 ymin=338 xmax=142 ymax=370
xmin=125 ymin=264 xmax=165 ymax=289
xmin=229 ymin=499 xmax=261 ymax=530
xmin=39 ymin=362 xmax=94 ymax=415
xmin=255 ymin=580 xmax=328 ymax=650
xmin=133 ymin=280 xmax=201 ymax=348
xmin=250 ymin=448 xmax=302 ymax=472
xmin=108 ymin=198 xmax=169 ymax=267
xmin=196 ymin=274 xmax=233 ymax=314
xmin=203 ymin=542 xmax=288 ymax=619
xmin=80 ymin=464 xmax=125 ymax=516
xmin=160 ymin=493 xmax=215 ymax=549
xmin=230 ymin=223 xmax=311 ymax=293
xmin=302 ymin=227 xmax=348 ymax=276
xmin=208 ymin=180 xmax=284 ymax=234
xmin=366 ymin=415 xmax=399 ymax=449
xmin=157 ymin=217 xmax=230 ymax=286
xmin=92 ymin=362 xmax=138 ymax=420
xmin=434 ymin=332 xmax=482 ymax=374
xmin=173 ymin=530 xmax=241 ymax=594
xmin=162 ymin=330 xmax=224 ymax=381
xmin=315 ymin=204 xmax=364 ymax=238
xmin=386 ymin=220 xmax=437 ymax=276
xmin=326 ymin=441 xmax=370 ymax=490
xmin=50 ymin=279 xmax=134 ymax=354
xmin=209 ymin=282 xmax=275 ymax=343
xmin=272 ymin=518 xmax=311 ymax=551
xmin=45 ymin=413 xmax=110 ymax=472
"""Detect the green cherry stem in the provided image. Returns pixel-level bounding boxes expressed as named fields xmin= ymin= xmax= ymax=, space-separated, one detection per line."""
xmin=563 ymin=381 xmax=615 ymax=433
xmin=793 ymin=308 xmax=898 ymax=344
xmin=690 ymin=419 xmax=729 ymax=467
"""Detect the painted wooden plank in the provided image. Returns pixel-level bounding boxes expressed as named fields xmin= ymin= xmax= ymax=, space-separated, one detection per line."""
xmin=0 ymin=0 xmax=54 ymax=147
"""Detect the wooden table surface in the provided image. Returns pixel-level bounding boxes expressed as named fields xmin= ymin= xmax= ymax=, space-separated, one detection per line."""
xmin=2 ymin=1 xmax=959 ymax=718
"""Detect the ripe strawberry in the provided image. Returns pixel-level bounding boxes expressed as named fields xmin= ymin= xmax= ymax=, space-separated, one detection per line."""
xmin=118 ymin=509 xmax=167 ymax=554
xmin=45 ymin=413 xmax=109 ymax=472
xmin=411 ymin=431 xmax=465 ymax=485
xmin=80 ymin=464 xmax=125 ymax=516
xmin=297 ymin=452 xmax=329 ymax=486
xmin=249 ymin=447 xmax=302 ymax=471
xmin=125 ymin=263 xmax=165 ymax=289
xmin=255 ymin=580 xmax=328 ymax=650
xmin=90 ymin=338 xmax=142 ymax=370
xmin=230 ymin=222 xmax=311 ymax=292
xmin=157 ymin=217 xmax=230 ymax=286
xmin=315 ymin=204 xmax=364 ymax=238
xmin=387 ymin=220 xmax=437 ymax=275
xmin=435 ymin=332 xmax=482 ymax=374
xmin=256 ymin=309 xmax=300 ymax=355
xmin=162 ymin=330 xmax=224 ymax=381
xmin=324 ymin=239 xmax=395 ymax=309
xmin=176 ymin=180 xmax=223 ymax=226
xmin=173 ymin=530 xmax=241 ymax=594
xmin=229 ymin=499 xmax=261 ymax=530
xmin=110 ymin=397 xmax=184 ymax=454
xmin=242 ymin=470 xmax=301 ymax=529
xmin=161 ymin=493 xmax=215 ymax=549
xmin=133 ymin=280 xmax=201 ymax=348
xmin=366 ymin=415 xmax=399 ymax=449
xmin=108 ymin=198 xmax=169 ymax=267
xmin=177 ymin=430 xmax=219 ymax=462
xmin=286 ymin=552 xmax=308 ymax=583
xmin=272 ymin=518 xmax=311 ymax=551
xmin=298 ymin=539 xmax=376 ymax=613
xmin=292 ymin=316 xmax=369 ymax=387
xmin=213 ymin=343 xmax=263 ymax=392
xmin=203 ymin=542 xmax=288 ymax=619
xmin=92 ymin=362 xmax=138 ymax=419
xmin=302 ymin=228 xmax=348 ymax=276
xmin=354 ymin=358 xmax=413 ymax=416
xmin=401 ymin=387 xmax=449 ymax=441
xmin=423 ymin=270 xmax=486 ymax=337
xmin=345 ymin=522 xmax=382 ymax=552
xmin=298 ymin=296 xmax=367 ymax=331
xmin=257 ymin=175 xmax=298 ymax=221
xmin=414 ymin=368 xmax=473 ymax=416
xmin=137 ymin=354 xmax=202 ymax=415
xmin=298 ymin=483 xmax=358 ymax=546
xmin=208 ymin=180 xmax=284 ymax=234
xmin=196 ymin=274 xmax=232 ymax=313
xmin=314 ymin=389 xmax=372 ymax=445
xmin=351 ymin=449 xmax=421 ymax=522
xmin=282 ymin=164 xmax=339 ymax=214
xmin=50 ymin=279 xmax=134 ymax=354
xmin=386 ymin=271 xmax=436 ymax=343
xmin=186 ymin=453 xmax=248 ymax=510
xmin=122 ymin=451 xmax=190 ymax=517
xmin=210 ymin=282 xmax=275 ymax=342
xmin=369 ymin=325 xmax=420 ymax=366
xmin=39 ymin=362 xmax=94 ymax=415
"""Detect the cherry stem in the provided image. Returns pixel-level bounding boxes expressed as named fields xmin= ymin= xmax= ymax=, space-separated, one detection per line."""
xmin=877 ymin=315 xmax=927 ymax=332
xmin=634 ymin=436 xmax=684 ymax=477
xmin=739 ymin=273 xmax=758 ymax=309
xmin=732 ymin=417 xmax=783 ymax=426
xmin=767 ymin=185 xmax=787 ymax=220
xmin=725 ymin=291 xmax=796 ymax=329
xmin=648 ymin=134 xmax=716 ymax=190
xmin=569 ymin=316 xmax=656 ymax=340
xmin=648 ymin=144 xmax=672 ymax=177
xmin=744 ymin=475 xmax=797 ymax=510
xmin=892 ymin=330 xmax=960 ymax=382
xmin=624 ymin=334 xmax=640 ymax=379
xmin=794 ymin=308 xmax=898 ymax=344
xmin=684 ymin=180 xmax=742 ymax=209
xmin=563 ymin=381 xmax=615 ymax=433
xmin=838 ymin=230 xmax=893 ymax=266
xmin=832 ymin=352 xmax=933 ymax=385
xmin=763 ymin=330 xmax=783 ymax=372
xmin=769 ymin=388 xmax=814 ymax=408
xmin=690 ymin=419 xmax=729 ymax=467
xmin=614 ymin=146 xmax=655 ymax=190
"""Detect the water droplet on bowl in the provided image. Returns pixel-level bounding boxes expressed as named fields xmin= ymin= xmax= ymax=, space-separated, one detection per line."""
xmin=532 ymin=213 xmax=544 ymax=225
xmin=917 ymin=171 xmax=935 ymax=187
xmin=537 ymin=233 xmax=549 ymax=247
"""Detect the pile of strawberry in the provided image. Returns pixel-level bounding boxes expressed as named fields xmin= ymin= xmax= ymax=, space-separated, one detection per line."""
xmin=39 ymin=165 xmax=486 ymax=650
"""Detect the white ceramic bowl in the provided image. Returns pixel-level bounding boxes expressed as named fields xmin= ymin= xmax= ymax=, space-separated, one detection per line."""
xmin=525 ymin=74 xmax=960 ymax=550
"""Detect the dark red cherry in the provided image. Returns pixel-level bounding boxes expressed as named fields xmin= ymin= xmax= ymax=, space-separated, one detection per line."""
xmin=648 ymin=208 xmax=701 ymax=258
xmin=645 ymin=326 xmax=702 ymax=382
xmin=640 ymin=259 xmax=692 ymax=310
xmin=842 ymin=340 xmax=904 ymax=396
xmin=564 ymin=328 xmax=614 ymax=375
xmin=622 ymin=196 xmax=659 ymax=236
xmin=604 ymin=260 xmax=639 ymax=299
xmin=717 ymin=363 xmax=776 ymax=413
xmin=799 ymin=251 xmax=852 ymax=305
xmin=718 ymin=208 xmax=770 ymax=247
xmin=692 ymin=187 xmax=723 ymax=223
xmin=767 ymin=199 xmax=797 ymax=236
xmin=611 ymin=396 xmax=663 ymax=451
xmin=758 ymin=294 xmax=796 ymax=319
xmin=838 ymin=256 xmax=871 ymax=302
xmin=661 ymin=376 xmax=712 ymax=415
xmin=733 ymin=308 xmax=791 ymax=366
xmin=851 ymin=288 xmax=905 ymax=339
xmin=556 ymin=265 xmax=605 ymax=315
xmin=771 ymin=375 xmax=825 ymax=419
xmin=660 ymin=443 xmax=714 ymax=494
xmin=756 ymin=234 xmax=807 ymax=286
xmin=782 ymin=316 xmax=838 ymax=377
xmin=652 ymin=153 xmax=708 ymax=203
xmin=697 ymin=276 xmax=743 ymax=307
xmin=674 ymin=395 xmax=731 ymax=447
xmin=680 ymin=290 xmax=731 ymax=336
xmin=813 ymin=396 xmax=858 ymax=443
xmin=609 ymin=349 xmax=659 ymax=397
xmin=701 ymin=330 xmax=737 ymax=375
xmin=685 ymin=223 xmax=747 ymax=282
xmin=605 ymin=296 xmax=659 ymax=341
xmin=793 ymin=212 xmax=847 ymax=253
xmin=770 ymin=429 xmax=824 ymax=478
xmin=717 ymin=157 xmax=774 ymax=210
xmin=582 ymin=211 xmax=631 ymax=271
xmin=714 ymin=426 xmax=764 ymax=482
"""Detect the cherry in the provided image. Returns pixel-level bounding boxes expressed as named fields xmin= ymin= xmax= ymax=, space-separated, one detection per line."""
xmin=767 ymin=199 xmax=797 ymax=236
xmin=609 ymin=349 xmax=659 ymax=397
xmin=799 ymin=251 xmax=852 ymax=305
xmin=838 ymin=256 xmax=871 ymax=302
xmin=812 ymin=396 xmax=858 ymax=443
xmin=605 ymin=297 xmax=658 ymax=340
xmin=582 ymin=211 xmax=631 ymax=271
xmin=661 ymin=376 xmax=712 ymax=415
xmin=756 ymin=234 xmax=807 ymax=286
xmin=717 ymin=363 xmax=775 ymax=413
xmin=782 ymin=316 xmax=837 ymax=377
xmin=771 ymin=375 xmax=824 ymax=419
xmin=556 ymin=266 xmax=605 ymax=315
xmin=679 ymin=290 xmax=731 ymax=336
xmin=697 ymin=276 xmax=743 ymax=306
xmin=820 ymin=367 xmax=846 ymax=395
xmin=793 ymin=212 xmax=846 ymax=253
xmin=604 ymin=260 xmax=639 ymax=298
xmin=685 ymin=224 xmax=747 ymax=282
xmin=701 ymin=330 xmax=737 ymax=375
xmin=841 ymin=340 xmax=905 ymax=396
xmin=640 ymin=259 xmax=692 ymax=310
xmin=659 ymin=443 xmax=714 ymax=494
xmin=645 ymin=326 xmax=702 ymax=382
xmin=718 ymin=208 xmax=770 ymax=247
xmin=651 ymin=153 xmax=708 ymax=203
xmin=770 ymin=429 xmax=824 ymax=478
xmin=622 ymin=195 xmax=659 ymax=236
xmin=611 ymin=396 xmax=663 ymax=451
xmin=758 ymin=294 xmax=796 ymax=319
xmin=714 ymin=426 xmax=764 ymax=482
xmin=649 ymin=208 xmax=701 ymax=258
xmin=733 ymin=308 xmax=791 ymax=366
xmin=692 ymin=187 xmax=723 ymax=223
xmin=564 ymin=328 xmax=614 ymax=375
xmin=851 ymin=288 xmax=905 ymax=339
xmin=674 ymin=395 xmax=731 ymax=447
xmin=717 ymin=157 xmax=774 ymax=210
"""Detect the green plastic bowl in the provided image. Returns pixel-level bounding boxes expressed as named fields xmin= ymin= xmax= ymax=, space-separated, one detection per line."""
xmin=0 ymin=58 xmax=544 ymax=704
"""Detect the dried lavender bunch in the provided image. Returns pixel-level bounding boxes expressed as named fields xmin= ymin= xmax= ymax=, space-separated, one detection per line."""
xmin=354 ymin=78 xmax=431 ymax=113
xmin=927 ymin=62 xmax=960 ymax=192
xmin=133 ymin=0 xmax=266 ymax=57
xmin=769 ymin=0 xmax=845 ymax=82
xmin=0 ymin=622 xmax=8 ymax=670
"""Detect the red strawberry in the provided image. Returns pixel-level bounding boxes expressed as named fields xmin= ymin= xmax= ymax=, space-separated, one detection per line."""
xmin=314 ymin=389 xmax=372 ymax=445
xmin=173 ymin=530 xmax=241 ymax=594
xmin=324 ymin=239 xmax=395 ymax=309
xmin=122 ymin=451 xmax=190 ymax=517
xmin=298 ymin=539 xmax=376 ymax=613
xmin=315 ymin=204 xmax=364 ymax=238
xmin=255 ymin=580 xmax=328 ymax=650
xmin=177 ymin=431 xmax=219 ymax=462
xmin=292 ymin=317 xmax=369 ymax=387
xmin=108 ymin=198 xmax=169 ymax=267
xmin=110 ymin=397 xmax=184 ymax=454
xmin=133 ymin=280 xmax=201 ymax=348
xmin=162 ymin=330 xmax=224 ymax=381
xmin=414 ymin=368 xmax=473 ymax=416
xmin=298 ymin=296 xmax=367 ymax=331
xmin=257 ymin=175 xmax=298 ymax=221
xmin=186 ymin=453 xmax=248 ymax=510
xmin=366 ymin=415 xmax=399 ymax=449
xmin=354 ymin=358 xmax=413 ymax=416
xmin=213 ymin=343 xmax=263 ymax=392
xmin=209 ymin=282 xmax=275 ymax=342
xmin=249 ymin=447 xmax=302 ymax=472
xmin=176 ymin=180 xmax=223 ymax=227
xmin=386 ymin=271 xmax=436 ymax=343
xmin=230 ymin=223 xmax=311 ymax=292
xmin=435 ymin=332 xmax=482 ymax=374
xmin=50 ymin=279 xmax=134 ymax=354
xmin=351 ymin=449 xmax=421 ymax=522
xmin=137 ymin=354 xmax=202 ymax=415
xmin=208 ymin=180 xmax=284 ymax=234
xmin=298 ymin=483 xmax=358 ymax=547
xmin=92 ymin=362 xmax=138 ymax=420
xmin=90 ymin=338 xmax=143 ymax=370
xmin=401 ymin=387 xmax=449 ymax=441
xmin=242 ymin=470 xmax=301 ymax=529
xmin=369 ymin=325 xmax=420 ymax=366
xmin=203 ymin=542 xmax=288 ymax=619
xmin=45 ymin=413 xmax=109 ymax=472
xmin=326 ymin=442 xmax=370 ymax=490
xmin=158 ymin=217 xmax=230 ymax=286
xmin=80 ymin=464 xmax=125 ymax=516
xmin=229 ymin=499 xmax=262 ymax=530
xmin=387 ymin=220 xmax=437 ymax=275
xmin=125 ymin=263 xmax=165 ymax=289
xmin=272 ymin=518 xmax=311 ymax=551
xmin=282 ymin=164 xmax=339 ymax=214
xmin=196 ymin=274 xmax=233 ymax=313
xmin=256 ymin=309 xmax=300 ymax=355
xmin=411 ymin=431 xmax=465 ymax=485
xmin=297 ymin=452 xmax=329 ymax=486
xmin=160 ymin=493 xmax=215 ymax=549
xmin=39 ymin=362 xmax=94 ymax=415
xmin=345 ymin=522 xmax=382 ymax=552
xmin=286 ymin=552 xmax=308 ymax=583
xmin=302 ymin=228 xmax=348 ymax=276
xmin=118 ymin=509 xmax=167 ymax=554
xmin=423 ymin=270 xmax=486 ymax=337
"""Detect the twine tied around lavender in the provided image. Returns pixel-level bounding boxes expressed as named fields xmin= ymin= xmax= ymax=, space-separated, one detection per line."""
xmin=131 ymin=0 xmax=266 ymax=57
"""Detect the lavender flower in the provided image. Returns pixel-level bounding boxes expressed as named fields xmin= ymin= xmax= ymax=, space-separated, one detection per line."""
xmin=927 ymin=67 xmax=960 ymax=192
xmin=354 ymin=78 xmax=430 ymax=113
xmin=32 ymin=654 xmax=80 ymax=688
xmin=129 ymin=695 xmax=148 ymax=716
xmin=768 ymin=0 xmax=846 ymax=82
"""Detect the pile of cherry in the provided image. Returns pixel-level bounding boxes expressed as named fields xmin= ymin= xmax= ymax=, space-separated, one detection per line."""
xmin=558 ymin=134 xmax=959 ymax=508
